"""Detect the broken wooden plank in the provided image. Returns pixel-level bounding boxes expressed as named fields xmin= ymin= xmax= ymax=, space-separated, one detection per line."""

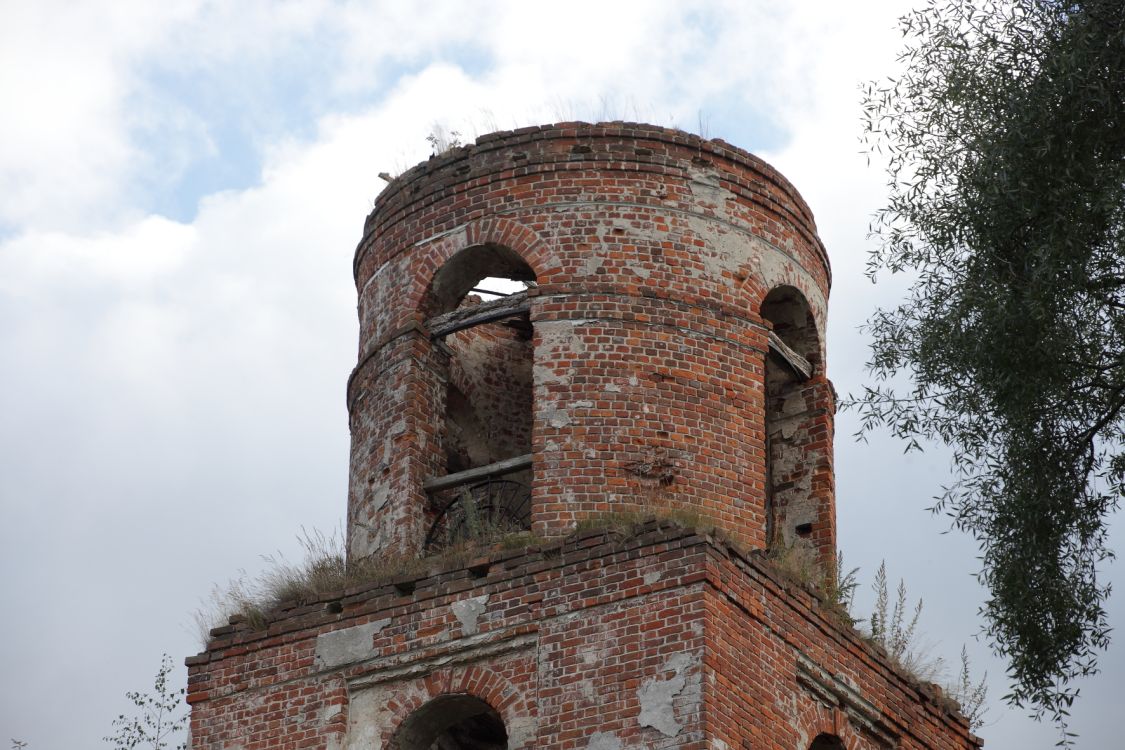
xmin=768 ymin=331 xmax=813 ymax=381
xmin=426 ymin=291 xmax=530 ymax=338
xmin=423 ymin=453 xmax=533 ymax=492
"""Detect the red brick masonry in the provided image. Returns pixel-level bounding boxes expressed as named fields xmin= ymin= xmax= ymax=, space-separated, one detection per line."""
xmin=188 ymin=123 xmax=980 ymax=749
xmin=347 ymin=122 xmax=835 ymax=562
xmin=187 ymin=522 xmax=979 ymax=749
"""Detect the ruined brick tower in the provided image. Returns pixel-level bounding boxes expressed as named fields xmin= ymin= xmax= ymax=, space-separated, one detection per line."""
xmin=187 ymin=123 xmax=980 ymax=750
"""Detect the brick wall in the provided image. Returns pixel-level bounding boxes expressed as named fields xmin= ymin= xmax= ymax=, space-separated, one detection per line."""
xmin=347 ymin=122 xmax=835 ymax=561
xmin=187 ymin=524 xmax=978 ymax=749
xmin=443 ymin=311 xmax=533 ymax=472
xmin=187 ymin=123 xmax=978 ymax=749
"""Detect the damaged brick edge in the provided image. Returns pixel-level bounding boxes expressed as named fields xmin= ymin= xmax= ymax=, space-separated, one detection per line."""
xmin=703 ymin=541 xmax=980 ymax=742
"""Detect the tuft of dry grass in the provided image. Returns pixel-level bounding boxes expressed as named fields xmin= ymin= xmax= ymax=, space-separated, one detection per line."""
xmin=194 ymin=525 xmax=549 ymax=644
xmin=195 ymin=509 xmax=714 ymax=644
xmin=763 ymin=541 xmax=858 ymax=628
xmin=572 ymin=507 xmax=718 ymax=538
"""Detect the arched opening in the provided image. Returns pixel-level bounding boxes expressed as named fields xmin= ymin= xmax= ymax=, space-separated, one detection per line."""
xmin=760 ymin=286 xmax=820 ymax=550
xmin=390 ymin=694 xmax=508 ymax=750
xmin=809 ymin=733 xmax=846 ymax=750
xmin=422 ymin=245 xmax=537 ymax=552
xmin=426 ymin=243 xmax=536 ymax=316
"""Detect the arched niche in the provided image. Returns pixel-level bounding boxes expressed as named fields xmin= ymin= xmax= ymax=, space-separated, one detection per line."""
xmin=760 ymin=285 xmax=821 ymax=549
xmin=389 ymin=694 xmax=508 ymax=750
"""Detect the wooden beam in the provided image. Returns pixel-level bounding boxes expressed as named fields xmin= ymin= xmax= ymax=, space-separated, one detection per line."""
xmin=768 ymin=331 xmax=813 ymax=381
xmin=426 ymin=291 xmax=530 ymax=338
xmin=423 ymin=453 xmax=533 ymax=492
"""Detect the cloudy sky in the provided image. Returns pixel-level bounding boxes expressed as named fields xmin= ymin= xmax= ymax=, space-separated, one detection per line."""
xmin=1 ymin=1 xmax=1120 ymax=747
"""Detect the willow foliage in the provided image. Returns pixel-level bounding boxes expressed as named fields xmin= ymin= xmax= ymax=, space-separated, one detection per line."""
xmin=855 ymin=0 xmax=1125 ymax=731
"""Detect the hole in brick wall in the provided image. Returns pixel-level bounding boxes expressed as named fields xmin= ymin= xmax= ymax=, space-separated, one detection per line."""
xmin=809 ymin=734 xmax=845 ymax=750
xmin=468 ymin=561 xmax=491 ymax=578
xmin=795 ymin=523 xmax=813 ymax=538
xmin=389 ymin=694 xmax=507 ymax=750
xmin=325 ymin=600 xmax=343 ymax=614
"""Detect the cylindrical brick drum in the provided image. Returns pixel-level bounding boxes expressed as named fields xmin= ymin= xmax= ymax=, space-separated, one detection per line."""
xmin=347 ymin=122 xmax=835 ymax=563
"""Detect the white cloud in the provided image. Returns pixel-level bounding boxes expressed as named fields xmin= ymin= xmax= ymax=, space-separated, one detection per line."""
xmin=0 ymin=0 xmax=874 ymax=232
xmin=0 ymin=2 xmax=1116 ymax=748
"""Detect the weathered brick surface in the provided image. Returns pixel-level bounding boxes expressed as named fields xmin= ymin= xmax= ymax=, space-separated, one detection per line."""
xmin=347 ymin=122 xmax=835 ymax=561
xmin=189 ymin=123 xmax=979 ymax=749
xmin=188 ymin=526 xmax=979 ymax=749
xmin=444 ymin=311 xmax=533 ymax=471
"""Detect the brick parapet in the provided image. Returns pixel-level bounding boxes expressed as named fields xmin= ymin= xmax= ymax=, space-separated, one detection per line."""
xmin=192 ymin=522 xmax=702 ymax=665
xmin=188 ymin=522 xmax=977 ymax=749
xmin=358 ymin=122 xmax=826 ymax=282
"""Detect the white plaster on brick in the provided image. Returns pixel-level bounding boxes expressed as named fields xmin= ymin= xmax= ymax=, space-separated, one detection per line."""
xmin=637 ymin=652 xmax=697 ymax=737
xmin=451 ymin=594 xmax=489 ymax=636
xmin=545 ymin=407 xmax=572 ymax=428
xmin=314 ymin=619 xmax=390 ymax=670
xmin=587 ymin=731 xmax=623 ymax=750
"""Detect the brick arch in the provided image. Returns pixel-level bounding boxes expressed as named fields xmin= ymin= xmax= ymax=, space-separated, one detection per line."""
xmin=737 ymin=272 xmax=771 ymax=317
xmin=793 ymin=696 xmax=871 ymax=750
xmin=464 ymin=217 xmax=558 ymax=280
xmin=406 ymin=216 xmax=560 ymax=314
xmin=745 ymin=271 xmax=827 ymax=346
xmin=752 ymin=280 xmax=827 ymax=376
xmin=382 ymin=664 xmax=535 ymax=750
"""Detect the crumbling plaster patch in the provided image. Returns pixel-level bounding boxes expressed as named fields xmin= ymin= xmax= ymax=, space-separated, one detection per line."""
xmin=587 ymin=732 xmax=624 ymax=750
xmin=315 ymin=619 xmax=391 ymax=670
xmin=637 ymin=652 xmax=700 ymax=737
xmin=506 ymin=714 xmax=536 ymax=749
xmin=345 ymin=682 xmax=428 ymax=750
xmin=533 ymin=318 xmax=593 ymax=371
xmin=544 ymin=405 xmax=572 ymax=428
xmin=683 ymin=170 xmax=828 ymax=328
xmin=451 ymin=594 xmax=489 ymax=636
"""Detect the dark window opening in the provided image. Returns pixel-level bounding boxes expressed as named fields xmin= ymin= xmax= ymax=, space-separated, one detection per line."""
xmin=761 ymin=286 xmax=820 ymax=549
xmin=809 ymin=733 xmax=846 ymax=750
xmin=423 ymin=245 xmax=536 ymax=551
xmin=389 ymin=694 xmax=508 ymax=750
